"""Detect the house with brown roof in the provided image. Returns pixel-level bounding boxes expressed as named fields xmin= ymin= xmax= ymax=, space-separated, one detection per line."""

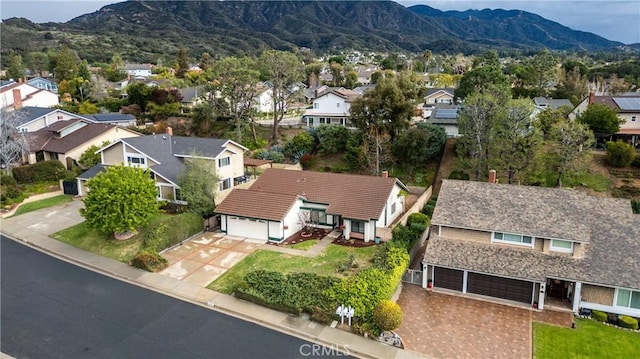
xmin=214 ymin=168 xmax=408 ymax=242
xmin=302 ymin=87 xmax=362 ymax=128
xmin=422 ymin=177 xmax=640 ymax=317
xmin=25 ymin=119 xmax=141 ymax=169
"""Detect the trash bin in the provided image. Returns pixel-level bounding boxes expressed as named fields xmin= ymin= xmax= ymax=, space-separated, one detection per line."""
xmin=375 ymin=237 xmax=381 ymax=244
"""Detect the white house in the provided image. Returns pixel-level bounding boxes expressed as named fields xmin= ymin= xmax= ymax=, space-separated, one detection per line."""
xmin=124 ymin=64 xmax=153 ymax=79
xmin=302 ymin=88 xmax=361 ymax=128
xmin=0 ymin=81 xmax=58 ymax=111
xmin=215 ymin=168 xmax=408 ymax=242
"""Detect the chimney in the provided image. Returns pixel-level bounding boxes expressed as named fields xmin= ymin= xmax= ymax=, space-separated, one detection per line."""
xmin=381 ymin=170 xmax=389 ymax=178
xmin=488 ymin=170 xmax=496 ymax=184
xmin=12 ymin=89 xmax=22 ymax=110
xmin=18 ymin=78 xmax=23 ymax=84
xmin=166 ymin=126 xmax=173 ymax=136
xmin=588 ymin=92 xmax=595 ymax=105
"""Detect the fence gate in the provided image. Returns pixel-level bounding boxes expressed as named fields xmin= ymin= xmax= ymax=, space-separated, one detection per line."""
xmin=62 ymin=180 xmax=78 ymax=195
xmin=402 ymin=269 xmax=423 ymax=285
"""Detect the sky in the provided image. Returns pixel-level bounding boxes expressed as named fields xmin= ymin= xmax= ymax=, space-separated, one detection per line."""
xmin=1 ymin=0 xmax=638 ymax=44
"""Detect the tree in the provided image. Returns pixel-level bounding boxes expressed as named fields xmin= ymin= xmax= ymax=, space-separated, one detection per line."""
xmin=528 ymin=49 xmax=558 ymax=97
xmin=176 ymin=47 xmax=190 ymax=78
xmin=80 ymin=165 xmax=159 ymax=236
xmin=259 ymin=50 xmax=304 ymax=144
xmin=104 ymin=54 xmax=126 ymax=82
xmin=422 ymin=50 xmax=432 ymax=72
xmin=606 ymin=140 xmax=636 ymax=167
xmin=177 ymin=155 xmax=219 ymax=218
xmin=7 ymin=54 xmax=25 ymax=80
xmin=199 ymin=52 xmax=213 ymax=72
xmin=608 ymin=74 xmax=630 ymax=95
xmin=547 ymin=120 xmax=594 ymax=188
xmin=26 ymin=52 xmax=50 ymax=77
xmin=0 ymin=110 xmax=30 ymax=175
xmin=494 ymin=99 xmax=542 ymax=184
xmin=55 ymin=46 xmax=78 ymax=81
xmin=78 ymin=141 xmax=110 ymax=169
xmin=373 ymin=300 xmax=403 ymax=332
xmin=553 ymin=67 xmax=588 ymax=105
xmin=206 ymin=56 xmax=260 ymax=144
xmin=126 ymin=82 xmax=152 ymax=113
xmin=456 ymin=93 xmax=504 ymax=180
xmin=576 ymin=103 xmax=624 ymax=135
xmin=330 ymin=62 xmax=344 ymax=87
xmin=393 ymin=123 xmax=445 ymax=167
xmin=454 ymin=51 xmax=509 ymax=101
xmin=536 ymin=106 xmax=571 ymax=140
xmin=344 ymin=70 xmax=358 ymax=89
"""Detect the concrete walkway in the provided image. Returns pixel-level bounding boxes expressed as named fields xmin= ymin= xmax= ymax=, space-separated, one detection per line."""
xmin=0 ymin=211 xmax=428 ymax=359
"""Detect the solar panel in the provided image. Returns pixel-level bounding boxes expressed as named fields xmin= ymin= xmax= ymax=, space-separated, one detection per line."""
xmin=613 ymin=97 xmax=640 ymax=111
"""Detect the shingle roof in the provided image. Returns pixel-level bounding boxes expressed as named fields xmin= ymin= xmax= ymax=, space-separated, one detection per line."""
xmin=214 ymin=190 xmax=299 ymax=221
xmin=238 ymin=168 xmax=406 ymax=221
xmin=533 ymin=97 xmax=573 ymax=110
xmin=425 ymin=88 xmax=455 ymax=97
xmin=77 ymin=164 xmax=108 ymax=180
xmin=427 ymin=180 xmax=640 ymax=290
xmin=11 ymin=107 xmax=58 ymax=126
xmin=83 ymin=113 xmax=136 ymax=123
xmin=27 ymin=120 xmax=120 ymax=153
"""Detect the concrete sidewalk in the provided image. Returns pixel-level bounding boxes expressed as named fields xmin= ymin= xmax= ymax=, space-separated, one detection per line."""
xmin=0 ymin=219 xmax=429 ymax=359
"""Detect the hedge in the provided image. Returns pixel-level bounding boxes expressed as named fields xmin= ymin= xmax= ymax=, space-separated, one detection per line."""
xmin=143 ymin=212 xmax=203 ymax=252
xmin=619 ymin=316 xmax=639 ymax=330
xmin=130 ymin=248 xmax=168 ymax=272
xmin=591 ymin=310 xmax=608 ymax=322
xmin=407 ymin=212 xmax=430 ymax=227
xmin=12 ymin=160 xmax=67 ymax=184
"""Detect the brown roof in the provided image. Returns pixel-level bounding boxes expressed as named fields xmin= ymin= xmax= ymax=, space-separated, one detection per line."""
xmin=243 ymin=157 xmax=273 ymax=167
xmin=245 ymin=168 xmax=405 ymax=221
xmin=214 ymin=189 xmax=299 ymax=221
xmin=27 ymin=120 xmax=121 ymax=153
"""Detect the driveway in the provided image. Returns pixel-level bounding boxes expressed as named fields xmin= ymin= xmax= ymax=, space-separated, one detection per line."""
xmin=395 ymin=285 xmax=531 ymax=359
xmin=2 ymin=199 xmax=85 ymax=236
xmin=159 ymin=233 xmax=261 ymax=287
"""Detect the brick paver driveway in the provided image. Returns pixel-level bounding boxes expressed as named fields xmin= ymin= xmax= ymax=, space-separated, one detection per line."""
xmin=160 ymin=232 xmax=261 ymax=287
xmin=396 ymin=285 xmax=531 ymax=359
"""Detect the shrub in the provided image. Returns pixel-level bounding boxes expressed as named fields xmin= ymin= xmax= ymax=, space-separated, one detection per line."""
xmin=421 ymin=204 xmax=435 ymax=217
xmin=591 ymin=310 xmax=608 ymax=322
xmin=632 ymin=200 xmax=640 ymax=214
xmin=631 ymin=155 xmax=640 ymax=168
xmin=373 ymin=300 xmax=403 ymax=331
xmin=300 ymin=154 xmax=314 ymax=170
xmin=606 ymin=140 xmax=636 ymax=167
xmin=390 ymin=224 xmax=420 ymax=252
xmin=0 ymin=174 xmax=24 ymax=206
xmin=143 ymin=212 xmax=202 ymax=251
xmin=409 ymin=222 xmax=427 ymax=235
xmin=130 ymin=248 xmax=168 ymax=272
xmin=448 ymin=170 xmax=470 ymax=180
xmin=283 ymin=132 xmax=314 ymax=159
xmin=12 ymin=160 xmax=67 ymax=184
xmin=315 ymin=124 xmax=350 ymax=155
xmin=618 ymin=316 xmax=639 ymax=330
xmin=407 ymin=212 xmax=430 ymax=227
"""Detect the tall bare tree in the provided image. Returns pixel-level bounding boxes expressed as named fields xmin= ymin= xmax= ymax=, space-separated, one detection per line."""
xmin=0 ymin=110 xmax=30 ymax=175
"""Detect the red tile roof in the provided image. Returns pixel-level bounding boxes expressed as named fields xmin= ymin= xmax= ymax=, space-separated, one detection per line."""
xmin=239 ymin=168 xmax=404 ymax=221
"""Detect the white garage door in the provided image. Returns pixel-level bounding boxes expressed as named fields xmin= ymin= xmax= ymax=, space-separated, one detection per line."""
xmin=226 ymin=217 xmax=268 ymax=240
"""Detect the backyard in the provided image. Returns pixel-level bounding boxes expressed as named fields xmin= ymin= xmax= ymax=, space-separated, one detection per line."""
xmin=534 ymin=318 xmax=640 ymax=358
xmin=208 ymin=243 xmax=377 ymax=294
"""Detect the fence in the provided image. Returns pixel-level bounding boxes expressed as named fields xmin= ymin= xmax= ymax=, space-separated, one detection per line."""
xmin=396 ymin=185 xmax=432 ymax=226
xmin=402 ymin=269 xmax=423 ymax=285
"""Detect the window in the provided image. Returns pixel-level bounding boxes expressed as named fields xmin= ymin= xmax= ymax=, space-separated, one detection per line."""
xmin=632 ymin=116 xmax=637 ymax=122
xmin=127 ymin=155 xmax=146 ymax=168
xmin=313 ymin=103 xmax=319 ymax=109
xmin=218 ymin=157 xmax=230 ymax=167
xmin=616 ymin=289 xmax=640 ymax=309
xmin=493 ymin=232 xmax=533 ymax=247
xmin=550 ymin=239 xmax=574 ymax=252
xmin=391 ymin=202 xmax=396 ymax=214
xmin=351 ymin=220 xmax=365 ymax=234
xmin=336 ymin=102 xmax=340 ymax=108
xmin=219 ymin=178 xmax=231 ymax=191
xmin=309 ymin=210 xmax=327 ymax=224
xmin=50 ymin=153 xmax=59 ymax=160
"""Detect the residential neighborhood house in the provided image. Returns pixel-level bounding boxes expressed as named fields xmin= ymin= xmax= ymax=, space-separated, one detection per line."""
xmin=422 ymin=177 xmax=640 ymax=318
xmin=25 ymin=119 xmax=141 ymax=169
xmin=0 ymin=80 xmax=59 ymax=111
xmin=27 ymin=77 xmax=59 ymax=93
xmin=302 ymin=87 xmax=361 ymax=128
xmin=215 ymin=168 xmax=408 ymax=242
xmin=422 ymin=88 xmax=456 ymax=119
xmin=426 ymin=106 xmax=460 ymax=138
xmin=77 ymin=128 xmax=247 ymax=204
xmin=124 ymin=63 xmax=154 ymax=79
xmin=81 ymin=113 xmax=138 ymax=127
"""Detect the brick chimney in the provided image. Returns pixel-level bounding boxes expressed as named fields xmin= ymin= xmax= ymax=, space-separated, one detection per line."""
xmin=588 ymin=92 xmax=595 ymax=105
xmin=381 ymin=170 xmax=389 ymax=178
xmin=12 ymin=89 xmax=22 ymax=110
xmin=165 ymin=126 xmax=173 ymax=136
xmin=488 ymin=169 xmax=497 ymax=184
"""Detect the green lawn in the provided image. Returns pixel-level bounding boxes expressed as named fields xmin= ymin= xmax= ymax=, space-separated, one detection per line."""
xmin=534 ymin=318 xmax=640 ymax=359
xmin=208 ymin=244 xmax=377 ymax=294
xmin=10 ymin=195 xmax=73 ymax=217
xmin=285 ymin=240 xmax=318 ymax=251
xmin=50 ymin=214 xmax=171 ymax=263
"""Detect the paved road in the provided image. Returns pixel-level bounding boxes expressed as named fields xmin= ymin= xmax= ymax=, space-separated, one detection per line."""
xmin=1 ymin=236 xmax=349 ymax=359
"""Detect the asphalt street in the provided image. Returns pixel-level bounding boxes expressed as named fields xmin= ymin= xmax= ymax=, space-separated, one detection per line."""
xmin=1 ymin=236 xmax=351 ymax=359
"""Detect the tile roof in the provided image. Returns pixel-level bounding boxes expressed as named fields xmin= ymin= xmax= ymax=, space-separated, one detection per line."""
xmin=241 ymin=168 xmax=406 ymax=221
xmin=214 ymin=190 xmax=299 ymax=221
xmin=427 ymin=180 xmax=640 ymax=290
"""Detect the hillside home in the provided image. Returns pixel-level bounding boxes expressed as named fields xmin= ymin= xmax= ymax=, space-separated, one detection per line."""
xmin=427 ymin=106 xmax=460 ymax=138
xmin=11 ymin=107 xmax=84 ymax=133
xmin=178 ymin=86 xmax=205 ymax=108
xmin=302 ymin=88 xmax=361 ymax=128
xmin=81 ymin=113 xmax=138 ymax=127
xmin=124 ymin=63 xmax=153 ymax=79
xmin=77 ymin=128 xmax=247 ymax=204
xmin=422 ymin=88 xmax=455 ymax=118
xmin=27 ymin=77 xmax=58 ymax=93
xmin=215 ymin=168 xmax=408 ymax=242
xmin=570 ymin=93 xmax=640 ymax=147
xmin=422 ymin=177 xmax=640 ymax=317
xmin=26 ymin=119 xmax=141 ymax=169
xmin=0 ymin=81 xmax=58 ymax=111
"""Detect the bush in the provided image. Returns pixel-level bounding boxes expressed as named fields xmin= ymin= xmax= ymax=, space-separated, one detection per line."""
xmin=143 ymin=213 xmax=202 ymax=251
xmin=421 ymin=204 xmax=435 ymax=217
xmin=618 ymin=315 xmax=639 ymax=330
xmin=0 ymin=174 xmax=24 ymax=206
xmin=283 ymin=132 xmax=314 ymax=159
xmin=130 ymin=248 xmax=168 ymax=272
xmin=315 ymin=125 xmax=350 ymax=155
xmin=591 ymin=310 xmax=608 ymax=322
xmin=300 ymin=154 xmax=314 ymax=170
xmin=12 ymin=160 xmax=67 ymax=184
xmin=409 ymin=222 xmax=427 ymax=235
xmin=407 ymin=212 xmax=430 ymax=227
xmin=632 ymin=200 xmax=640 ymax=214
xmin=606 ymin=141 xmax=636 ymax=167
xmin=390 ymin=224 xmax=420 ymax=252
xmin=631 ymin=155 xmax=640 ymax=168
xmin=448 ymin=170 xmax=470 ymax=180
xmin=373 ymin=300 xmax=403 ymax=331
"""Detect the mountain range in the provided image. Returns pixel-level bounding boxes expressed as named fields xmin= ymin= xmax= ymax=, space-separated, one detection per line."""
xmin=1 ymin=0 xmax=634 ymax=64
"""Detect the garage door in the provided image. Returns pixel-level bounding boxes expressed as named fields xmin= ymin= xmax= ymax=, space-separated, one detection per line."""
xmin=226 ymin=217 xmax=268 ymax=240
xmin=467 ymin=272 xmax=533 ymax=304
xmin=433 ymin=267 xmax=464 ymax=291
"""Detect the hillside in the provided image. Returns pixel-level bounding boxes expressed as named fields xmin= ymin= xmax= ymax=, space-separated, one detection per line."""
xmin=0 ymin=0 xmax=628 ymax=63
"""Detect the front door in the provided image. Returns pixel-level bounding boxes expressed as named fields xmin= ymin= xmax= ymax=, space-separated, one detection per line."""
xmin=546 ymin=279 xmax=568 ymax=299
